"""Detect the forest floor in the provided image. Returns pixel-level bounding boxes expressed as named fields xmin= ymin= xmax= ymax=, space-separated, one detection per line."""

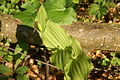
xmin=0 ymin=6 xmax=120 ymax=80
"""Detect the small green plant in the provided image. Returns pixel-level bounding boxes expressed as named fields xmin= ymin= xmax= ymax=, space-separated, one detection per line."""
xmin=35 ymin=5 xmax=93 ymax=80
xmin=0 ymin=0 xmax=20 ymax=14
xmin=89 ymin=0 xmax=108 ymax=20
xmin=0 ymin=65 xmax=29 ymax=80
xmin=102 ymin=52 xmax=120 ymax=67
xmin=0 ymin=41 xmax=29 ymax=80
xmin=0 ymin=41 xmax=29 ymax=68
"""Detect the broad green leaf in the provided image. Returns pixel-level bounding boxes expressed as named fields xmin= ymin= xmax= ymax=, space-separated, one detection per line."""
xmin=35 ymin=5 xmax=47 ymax=32
xmin=14 ymin=1 xmax=40 ymax=27
xmin=50 ymin=46 xmax=72 ymax=70
xmin=64 ymin=54 xmax=93 ymax=80
xmin=44 ymin=0 xmax=77 ymax=25
xmin=14 ymin=10 xmax=36 ymax=27
xmin=0 ymin=65 xmax=13 ymax=74
xmin=71 ymin=37 xmax=83 ymax=59
xmin=16 ymin=75 xmax=28 ymax=80
xmin=41 ymin=20 xmax=72 ymax=49
xmin=89 ymin=4 xmax=99 ymax=15
xmin=15 ymin=66 xmax=29 ymax=75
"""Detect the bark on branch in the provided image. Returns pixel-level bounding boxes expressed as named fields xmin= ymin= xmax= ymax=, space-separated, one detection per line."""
xmin=0 ymin=14 xmax=120 ymax=53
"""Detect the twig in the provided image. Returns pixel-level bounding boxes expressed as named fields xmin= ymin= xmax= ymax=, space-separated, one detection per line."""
xmin=42 ymin=54 xmax=49 ymax=79
xmin=0 ymin=44 xmax=58 ymax=69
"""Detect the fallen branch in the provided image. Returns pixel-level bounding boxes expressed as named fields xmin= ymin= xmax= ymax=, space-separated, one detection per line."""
xmin=0 ymin=14 xmax=120 ymax=53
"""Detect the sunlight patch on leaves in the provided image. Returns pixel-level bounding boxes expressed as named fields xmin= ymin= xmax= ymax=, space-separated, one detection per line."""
xmin=41 ymin=20 xmax=72 ymax=49
xmin=44 ymin=0 xmax=77 ymax=25
xmin=35 ymin=5 xmax=47 ymax=32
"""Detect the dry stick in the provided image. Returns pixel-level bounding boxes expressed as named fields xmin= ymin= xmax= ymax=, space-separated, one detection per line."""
xmin=42 ymin=54 xmax=49 ymax=80
xmin=0 ymin=44 xmax=58 ymax=67
xmin=0 ymin=44 xmax=59 ymax=80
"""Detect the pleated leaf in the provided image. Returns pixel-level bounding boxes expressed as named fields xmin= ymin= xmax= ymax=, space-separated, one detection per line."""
xmin=64 ymin=54 xmax=93 ymax=80
xmin=50 ymin=46 xmax=72 ymax=70
xmin=41 ymin=20 xmax=72 ymax=49
xmin=70 ymin=37 xmax=83 ymax=59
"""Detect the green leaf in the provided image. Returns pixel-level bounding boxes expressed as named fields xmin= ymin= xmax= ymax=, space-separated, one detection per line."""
xmin=41 ymin=20 xmax=72 ymax=49
xmin=72 ymin=0 xmax=79 ymax=3
xmin=16 ymin=75 xmax=28 ymax=80
xmin=0 ymin=46 xmax=7 ymax=56
xmin=0 ymin=75 xmax=11 ymax=80
xmin=71 ymin=37 xmax=83 ymax=59
xmin=102 ymin=58 xmax=110 ymax=66
xmin=110 ymin=52 xmax=116 ymax=57
xmin=66 ymin=0 xmax=73 ymax=8
xmin=14 ymin=10 xmax=36 ymax=27
xmin=64 ymin=54 xmax=93 ymax=80
xmin=101 ymin=6 xmax=108 ymax=15
xmin=50 ymin=46 xmax=72 ymax=70
xmin=0 ymin=65 xmax=13 ymax=74
xmin=14 ymin=42 xmax=29 ymax=70
xmin=14 ymin=51 xmax=27 ymax=70
xmin=11 ymin=0 xmax=20 ymax=4
xmin=89 ymin=4 xmax=99 ymax=15
xmin=14 ymin=1 xmax=40 ymax=27
xmin=21 ymin=1 xmax=33 ymax=10
xmin=111 ymin=57 xmax=119 ymax=66
xmin=89 ymin=0 xmax=108 ymax=20
xmin=96 ymin=12 xmax=102 ymax=19
xmin=18 ymin=41 xmax=29 ymax=51
xmin=35 ymin=5 xmax=47 ymax=32
xmin=44 ymin=0 xmax=77 ymax=25
xmin=15 ymin=66 xmax=29 ymax=75
xmin=21 ymin=0 xmax=40 ymax=11
xmin=118 ymin=59 xmax=120 ymax=66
